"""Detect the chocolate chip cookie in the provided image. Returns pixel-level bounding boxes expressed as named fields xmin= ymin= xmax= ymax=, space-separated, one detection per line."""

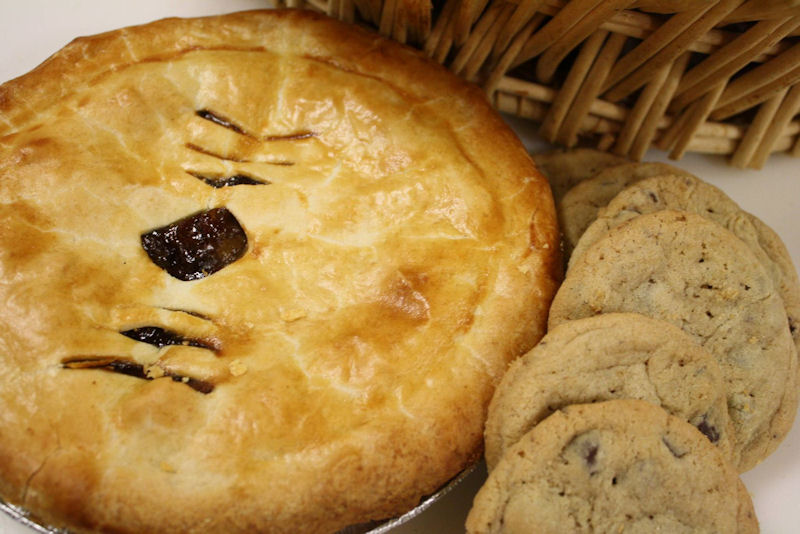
xmin=467 ymin=400 xmax=758 ymax=533
xmin=533 ymin=148 xmax=628 ymax=202
xmin=558 ymin=161 xmax=694 ymax=257
xmin=568 ymin=173 xmax=800 ymax=350
xmin=549 ymin=210 xmax=798 ymax=471
xmin=484 ymin=313 xmax=734 ymax=470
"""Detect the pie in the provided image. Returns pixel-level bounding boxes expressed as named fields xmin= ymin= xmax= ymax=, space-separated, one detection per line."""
xmin=0 ymin=9 xmax=559 ymax=533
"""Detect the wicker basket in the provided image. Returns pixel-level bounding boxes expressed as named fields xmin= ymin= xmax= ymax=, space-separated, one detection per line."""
xmin=275 ymin=0 xmax=800 ymax=168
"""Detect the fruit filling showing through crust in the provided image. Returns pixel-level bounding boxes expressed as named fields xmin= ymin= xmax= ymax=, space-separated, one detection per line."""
xmin=140 ymin=207 xmax=248 ymax=281
xmin=61 ymin=356 xmax=215 ymax=394
xmin=120 ymin=326 xmax=218 ymax=351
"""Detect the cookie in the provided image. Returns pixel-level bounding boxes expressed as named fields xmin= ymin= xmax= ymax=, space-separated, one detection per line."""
xmin=467 ymin=400 xmax=758 ymax=534
xmin=533 ymin=148 xmax=629 ymax=202
xmin=549 ymin=210 xmax=798 ymax=471
xmin=746 ymin=212 xmax=800 ymax=347
xmin=569 ymin=173 xmax=800 ymax=350
xmin=484 ymin=313 xmax=735 ymax=470
xmin=558 ymin=161 xmax=695 ymax=257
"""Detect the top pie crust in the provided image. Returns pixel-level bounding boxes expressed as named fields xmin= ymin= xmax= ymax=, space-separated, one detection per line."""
xmin=0 ymin=9 xmax=559 ymax=533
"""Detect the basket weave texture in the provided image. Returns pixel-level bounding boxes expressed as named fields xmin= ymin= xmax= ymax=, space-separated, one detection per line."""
xmin=276 ymin=0 xmax=800 ymax=168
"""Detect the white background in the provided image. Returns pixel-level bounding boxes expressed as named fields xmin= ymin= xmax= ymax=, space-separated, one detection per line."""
xmin=0 ymin=2 xmax=798 ymax=532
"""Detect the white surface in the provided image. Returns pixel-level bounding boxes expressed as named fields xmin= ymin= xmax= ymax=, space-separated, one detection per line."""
xmin=0 ymin=2 xmax=798 ymax=533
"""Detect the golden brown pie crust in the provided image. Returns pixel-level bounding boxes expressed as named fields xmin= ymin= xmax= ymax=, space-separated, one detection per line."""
xmin=0 ymin=9 xmax=559 ymax=533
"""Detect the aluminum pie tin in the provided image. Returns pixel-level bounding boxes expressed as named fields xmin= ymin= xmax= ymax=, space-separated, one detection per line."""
xmin=1 ymin=463 xmax=478 ymax=534
xmin=0 ymin=499 xmax=70 ymax=534
xmin=336 ymin=462 xmax=479 ymax=534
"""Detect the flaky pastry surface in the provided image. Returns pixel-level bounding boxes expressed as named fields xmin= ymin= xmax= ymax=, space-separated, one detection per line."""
xmin=0 ymin=9 xmax=559 ymax=533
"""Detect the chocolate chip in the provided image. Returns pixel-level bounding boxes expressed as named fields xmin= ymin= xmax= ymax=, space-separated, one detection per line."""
xmin=565 ymin=434 xmax=602 ymax=474
xmin=695 ymin=416 xmax=720 ymax=443
xmin=662 ymin=437 xmax=686 ymax=458
xmin=584 ymin=445 xmax=599 ymax=466
xmin=141 ymin=207 xmax=248 ymax=281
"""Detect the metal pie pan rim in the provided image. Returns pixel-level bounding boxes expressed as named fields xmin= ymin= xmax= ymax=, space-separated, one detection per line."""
xmin=1 ymin=462 xmax=477 ymax=533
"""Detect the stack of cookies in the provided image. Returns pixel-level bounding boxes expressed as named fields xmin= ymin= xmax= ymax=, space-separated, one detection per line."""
xmin=466 ymin=149 xmax=800 ymax=533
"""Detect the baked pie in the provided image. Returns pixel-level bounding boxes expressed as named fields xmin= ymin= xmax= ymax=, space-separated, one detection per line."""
xmin=0 ymin=9 xmax=559 ymax=533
